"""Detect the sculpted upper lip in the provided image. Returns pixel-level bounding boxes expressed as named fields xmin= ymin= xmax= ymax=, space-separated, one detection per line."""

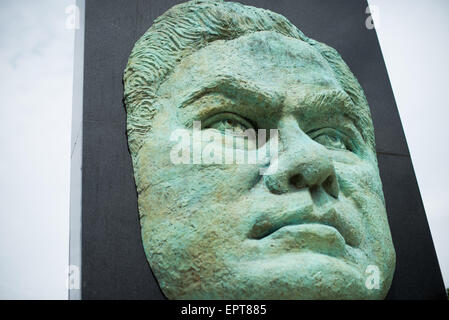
xmin=247 ymin=207 xmax=360 ymax=248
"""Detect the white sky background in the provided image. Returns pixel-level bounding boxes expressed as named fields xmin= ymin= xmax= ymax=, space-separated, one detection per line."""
xmin=0 ymin=0 xmax=447 ymax=299
xmin=369 ymin=0 xmax=449 ymax=288
xmin=0 ymin=0 xmax=74 ymax=299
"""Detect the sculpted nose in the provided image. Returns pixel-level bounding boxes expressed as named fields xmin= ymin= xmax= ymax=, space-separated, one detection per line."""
xmin=264 ymin=117 xmax=339 ymax=198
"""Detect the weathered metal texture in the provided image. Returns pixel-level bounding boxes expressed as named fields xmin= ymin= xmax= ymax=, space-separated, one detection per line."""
xmin=124 ymin=0 xmax=395 ymax=299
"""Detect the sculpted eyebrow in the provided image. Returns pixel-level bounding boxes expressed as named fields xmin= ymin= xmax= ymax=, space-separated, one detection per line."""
xmin=300 ymin=89 xmax=366 ymax=137
xmin=300 ymin=89 xmax=355 ymax=113
xmin=177 ymin=78 xmax=363 ymax=137
xmin=178 ymin=75 xmax=279 ymax=109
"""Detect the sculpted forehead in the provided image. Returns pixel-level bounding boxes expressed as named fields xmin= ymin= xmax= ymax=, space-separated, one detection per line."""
xmin=158 ymin=31 xmax=340 ymax=98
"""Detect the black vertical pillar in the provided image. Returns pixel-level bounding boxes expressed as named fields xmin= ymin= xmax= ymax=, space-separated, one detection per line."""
xmin=81 ymin=0 xmax=447 ymax=299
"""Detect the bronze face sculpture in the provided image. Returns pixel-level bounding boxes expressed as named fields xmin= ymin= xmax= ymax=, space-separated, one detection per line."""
xmin=124 ymin=0 xmax=395 ymax=299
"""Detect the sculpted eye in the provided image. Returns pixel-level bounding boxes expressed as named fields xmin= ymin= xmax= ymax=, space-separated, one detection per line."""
xmin=203 ymin=112 xmax=255 ymax=136
xmin=308 ymin=128 xmax=351 ymax=151
xmin=202 ymin=112 xmax=259 ymax=150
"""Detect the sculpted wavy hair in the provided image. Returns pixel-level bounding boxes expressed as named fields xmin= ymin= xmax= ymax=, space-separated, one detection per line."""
xmin=124 ymin=0 xmax=375 ymax=159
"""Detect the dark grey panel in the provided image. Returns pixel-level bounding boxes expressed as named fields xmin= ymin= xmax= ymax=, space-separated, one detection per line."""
xmin=81 ymin=0 xmax=445 ymax=299
xmin=82 ymin=121 xmax=164 ymax=299
xmin=378 ymin=153 xmax=447 ymax=300
xmin=83 ymin=0 xmax=138 ymax=124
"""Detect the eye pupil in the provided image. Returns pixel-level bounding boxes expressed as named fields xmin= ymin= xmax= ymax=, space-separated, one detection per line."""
xmin=209 ymin=118 xmax=249 ymax=132
xmin=202 ymin=113 xmax=260 ymax=150
xmin=203 ymin=112 xmax=256 ymax=138
xmin=313 ymin=133 xmax=347 ymax=151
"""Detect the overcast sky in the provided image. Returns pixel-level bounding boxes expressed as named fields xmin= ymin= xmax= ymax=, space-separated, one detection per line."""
xmin=0 ymin=0 xmax=74 ymax=299
xmin=0 ymin=0 xmax=447 ymax=299
xmin=369 ymin=0 xmax=449 ymax=289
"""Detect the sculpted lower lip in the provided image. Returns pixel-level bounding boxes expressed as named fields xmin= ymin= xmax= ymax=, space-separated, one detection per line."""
xmin=255 ymin=223 xmax=347 ymax=254
xmin=247 ymin=206 xmax=360 ymax=248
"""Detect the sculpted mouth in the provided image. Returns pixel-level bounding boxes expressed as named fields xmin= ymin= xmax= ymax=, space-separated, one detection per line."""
xmin=247 ymin=207 xmax=360 ymax=248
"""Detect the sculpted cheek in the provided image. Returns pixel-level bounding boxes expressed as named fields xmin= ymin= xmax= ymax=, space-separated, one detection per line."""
xmin=334 ymin=159 xmax=385 ymax=206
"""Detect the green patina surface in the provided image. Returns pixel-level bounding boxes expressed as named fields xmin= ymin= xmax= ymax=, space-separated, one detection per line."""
xmin=124 ymin=0 xmax=395 ymax=299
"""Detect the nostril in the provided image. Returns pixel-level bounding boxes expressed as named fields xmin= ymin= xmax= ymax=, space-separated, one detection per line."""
xmin=264 ymin=174 xmax=287 ymax=195
xmin=322 ymin=175 xmax=339 ymax=199
xmin=289 ymin=173 xmax=306 ymax=189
